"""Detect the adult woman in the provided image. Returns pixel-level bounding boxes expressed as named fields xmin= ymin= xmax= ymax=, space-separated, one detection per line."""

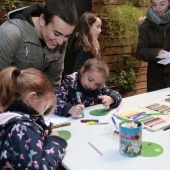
xmin=136 ymin=0 xmax=170 ymax=92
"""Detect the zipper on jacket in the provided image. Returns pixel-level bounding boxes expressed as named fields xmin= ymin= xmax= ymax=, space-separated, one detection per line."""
xmin=24 ymin=41 xmax=28 ymax=60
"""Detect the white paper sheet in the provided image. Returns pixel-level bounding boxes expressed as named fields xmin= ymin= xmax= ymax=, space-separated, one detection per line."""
xmin=156 ymin=52 xmax=170 ymax=65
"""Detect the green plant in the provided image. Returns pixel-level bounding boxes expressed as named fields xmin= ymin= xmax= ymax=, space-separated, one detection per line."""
xmin=102 ymin=0 xmax=149 ymax=6
xmin=107 ymin=55 xmax=138 ymax=93
xmin=0 ymin=0 xmax=45 ymax=24
xmin=101 ymin=3 xmax=143 ymax=52
xmin=0 ymin=0 xmax=46 ymax=13
xmin=131 ymin=0 xmax=150 ymax=7
xmin=0 ymin=0 xmax=25 ymax=12
xmin=99 ymin=3 xmax=144 ymax=93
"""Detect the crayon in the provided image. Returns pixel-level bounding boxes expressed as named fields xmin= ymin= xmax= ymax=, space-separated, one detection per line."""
xmin=132 ymin=112 xmax=146 ymax=119
xmin=143 ymin=112 xmax=164 ymax=116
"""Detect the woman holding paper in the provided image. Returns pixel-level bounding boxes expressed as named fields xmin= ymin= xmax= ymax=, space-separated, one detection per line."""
xmin=136 ymin=0 xmax=170 ymax=92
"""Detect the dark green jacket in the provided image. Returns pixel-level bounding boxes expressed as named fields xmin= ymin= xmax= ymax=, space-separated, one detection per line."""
xmin=136 ymin=18 xmax=170 ymax=92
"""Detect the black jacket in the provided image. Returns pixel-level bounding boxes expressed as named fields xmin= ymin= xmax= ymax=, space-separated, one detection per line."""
xmin=136 ymin=18 xmax=170 ymax=92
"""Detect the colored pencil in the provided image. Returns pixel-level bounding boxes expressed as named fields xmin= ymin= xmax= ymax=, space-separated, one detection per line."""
xmin=76 ymin=92 xmax=85 ymax=118
xmin=111 ymin=117 xmax=118 ymax=130
xmin=88 ymin=141 xmax=103 ymax=156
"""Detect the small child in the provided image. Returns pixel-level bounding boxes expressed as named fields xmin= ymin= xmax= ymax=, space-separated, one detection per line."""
xmin=0 ymin=67 xmax=67 ymax=169
xmin=56 ymin=58 xmax=122 ymax=117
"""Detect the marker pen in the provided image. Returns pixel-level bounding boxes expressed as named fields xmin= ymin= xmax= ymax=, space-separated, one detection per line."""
xmin=48 ymin=122 xmax=53 ymax=135
xmin=81 ymin=119 xmax=99 ymax=123
xmin=86 ymin=122 xmax=109 ymax=125
xmin=163 ymin=126 xmax=170 ymax=131
xmin=114 ymin=114 xmax=128 ymax=121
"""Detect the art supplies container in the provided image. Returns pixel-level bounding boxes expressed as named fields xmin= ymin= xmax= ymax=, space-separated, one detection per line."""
xmin=119 ymin=120 xmax=142 ymax=157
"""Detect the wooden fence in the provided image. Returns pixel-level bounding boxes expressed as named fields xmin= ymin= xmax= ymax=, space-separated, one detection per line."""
xmin=92 ymin=0 xmax=149 ymax=97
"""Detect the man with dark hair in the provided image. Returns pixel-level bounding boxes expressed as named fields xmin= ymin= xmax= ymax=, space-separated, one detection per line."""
xmin=0 ymin=0 xmax=78 ymax=89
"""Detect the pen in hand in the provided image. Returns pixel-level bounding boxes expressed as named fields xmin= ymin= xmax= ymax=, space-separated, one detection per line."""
xmin=76 ymin=92 xmax=85 ymax=118
xmin=48 ymin=122 xmax=53 ymax=135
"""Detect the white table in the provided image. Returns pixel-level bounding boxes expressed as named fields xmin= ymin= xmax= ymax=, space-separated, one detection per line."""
xmin=49 ymin=88 xmax=170 ymax=170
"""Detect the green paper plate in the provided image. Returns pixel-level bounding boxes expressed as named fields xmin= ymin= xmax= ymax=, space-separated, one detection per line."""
xmin=140 ymin=141 xmax=163 ymax=157
xmin=57 ymin=130 xmax=71 ymax=141
xmin=89 ymin=108 xmax=110 ymax=116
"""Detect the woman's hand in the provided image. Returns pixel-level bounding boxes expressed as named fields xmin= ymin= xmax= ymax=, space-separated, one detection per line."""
xmin=158 ymin=50 xmax=168 ymax=56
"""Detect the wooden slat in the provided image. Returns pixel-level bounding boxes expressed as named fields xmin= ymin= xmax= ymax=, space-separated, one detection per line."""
xmin=137 ymin=67 xmax=147 ymax=74
xmin=136 ymin=75 xmax=147 ymax=83
xmin=93 ymin=0 xmax=129 ymax=5
xmin=135 ymin=88 xmax=147 ymax=94
xmin=102 ymin=55 xmax=122 ymax=62
xmin=136 ymin=81 xmax=147 ymax=89
xmin=93 ymin=4 xmax=120 ymax=12
xmin=103 ymin=46 xmax=132 ymax=55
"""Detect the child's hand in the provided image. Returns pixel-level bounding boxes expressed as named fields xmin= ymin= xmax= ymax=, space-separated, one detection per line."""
xmin=68 ymin=104 xmax=84 ymax=118
xmin=49 ymin=131 xmax=59 ymax=136
xmin=98 ymin=95 xmax=114 ymax=110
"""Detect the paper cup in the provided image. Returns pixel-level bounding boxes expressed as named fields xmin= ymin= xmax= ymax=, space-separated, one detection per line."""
xmin=119 ymin=120 xmax=142 ymax=157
